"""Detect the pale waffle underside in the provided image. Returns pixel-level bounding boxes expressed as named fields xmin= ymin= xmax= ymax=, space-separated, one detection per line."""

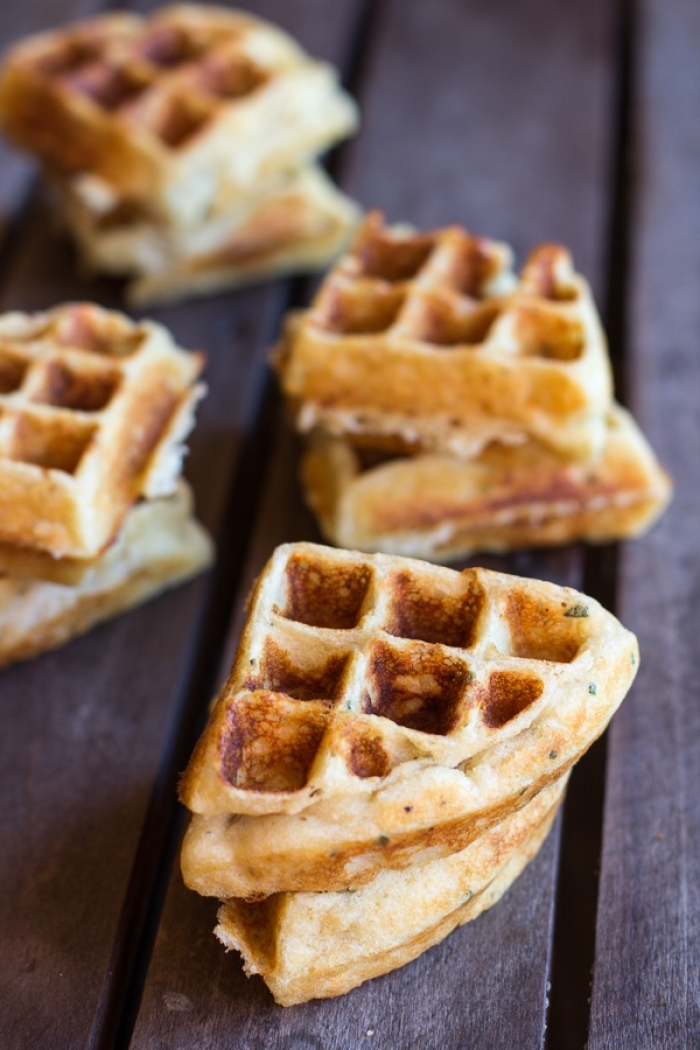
xmin=301 ymin=403 xmax=672 ymax=561
xmin=276 ymin=216 xmax=613 ymax=460
xmin=0 ymin=480 xmax=213 ymax=668
xmin=215 ymin=776 xmax=565 ymax=1006
xmin=0 ymin=303 xmax=202 ymax=560
xmin=56 ymin=165 xmax=360 ymax=305
xmin=0 ymin=4 xmax=358 ymax=223
xmin=180 ymin=542 xmax=637 ymax=897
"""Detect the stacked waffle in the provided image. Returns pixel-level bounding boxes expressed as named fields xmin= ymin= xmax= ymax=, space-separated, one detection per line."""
xmin=180 ymin=541 xmax=638 ymax=1004
xmin=276 ymin=213 xmax=671 ymax=560
xmin=0 ymin=5 xmax=360 ymax=304
xmin=0 ymin=302 xmax=212 ymax=666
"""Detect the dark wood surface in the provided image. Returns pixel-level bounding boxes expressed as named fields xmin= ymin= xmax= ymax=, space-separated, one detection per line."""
xmin=587 ymin=0 xmax=700 ymax=1047
xmin=0 ymin=0 xmax=694 ymax=1048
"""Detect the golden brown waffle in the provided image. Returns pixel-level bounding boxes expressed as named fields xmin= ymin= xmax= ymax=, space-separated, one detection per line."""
xmin=0 ymin=480 xmax=213 ymax=667
xmin=0 ymin=5 xmax=358 ymax=227
xmin=276 ymin=213 xmax=613 ymax=461
xmin=301 ymin=403 xmax=673 ymax=561
xmin=215 ymin=776 xmax=565 ymax=1005
xmin=55 ymin=165 xmax=360 ymax=305
xmin=180 ymin=542 xmax=638 ymax=898
xmin=0 ymin=303 xmax=203 ymax=561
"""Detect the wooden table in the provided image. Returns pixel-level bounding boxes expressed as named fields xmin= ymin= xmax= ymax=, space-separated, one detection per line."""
xmin=1 ymin=1 xmax=696 ymax=1047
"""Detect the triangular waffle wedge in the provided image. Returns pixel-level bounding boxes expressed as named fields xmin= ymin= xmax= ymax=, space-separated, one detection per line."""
xmin=0 ymin=303 xmax=203 ymax=561
xmin=180 ymin=543 xmax=637 ymax=898
xmin=0 ymin=5 xmax=358 ymax=228
xmin=0 ymin=480 xmax=212 ymax=668
xmin=55 ymin=165 xmax=360 ymax=306
xmin=215 ymin=775 xmax=566 ymax=1006
xmin=300 ymin=403 xmax=672 ymax=561
xmin=275 ymin=213 xmax=613 ymax=461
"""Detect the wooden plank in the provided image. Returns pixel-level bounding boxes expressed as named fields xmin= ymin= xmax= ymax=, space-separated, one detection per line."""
xmin=130 ymin=1 xmax=618 ymax=1047
xmin=587 ymin=0 xmax=700 ymax=1046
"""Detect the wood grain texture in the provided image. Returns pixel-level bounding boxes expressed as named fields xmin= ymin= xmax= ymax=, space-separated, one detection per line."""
xmin=587 ymin=0 xmax=700 ymax=1046
xmin=130 ymin=1 xmax=617 ymax=1048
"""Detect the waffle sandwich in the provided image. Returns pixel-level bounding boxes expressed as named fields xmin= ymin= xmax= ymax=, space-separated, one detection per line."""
xmin=0 ymin=302 xmax=212 ymax=664
xmin=0 ymin=5 xmax=360 ymax=302
xmin=276 ymin=213 xmax=671 ymax=558
xmin=180 ymin=542 xmax=637 ymax=1000
xmin=301 ymin=404 xmax=672 ymax=560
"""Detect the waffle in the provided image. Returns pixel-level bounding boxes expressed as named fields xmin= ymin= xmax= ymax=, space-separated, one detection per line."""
xmin=180 ymin=542 xmax=638 ymax=897
xmin=0 ymin=480 xmax=212 ymax=667
xmin=275 ymin=213 xmax=613 ymax=461
xmin=0 ymin=5 xmax=358 ymax=228
xmin=301 ymin=403 xmax=673 ymax=561
xmin=56 ymin=165 xmax=360 ymax=305
xmin=215 ymin=775 xmax=565 ymax=1006
xmin=0 ymin=303 xmax=203 ymax=562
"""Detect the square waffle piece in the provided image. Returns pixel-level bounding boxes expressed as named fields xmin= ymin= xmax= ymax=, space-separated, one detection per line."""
xmin=0 ymin=5 xmax=358 ymax=228
xmin=0 ymin=302 xmax=203 ymax=563
xmin=180 ymin=542 xmax=638 ymax=899
xmin=275 ymin=213 xmax=614 ymax=461
xmin=0 ymin=480 xmax=212 ymax=667
xmin=215 ymin=775 xmax=566 ymax=1005
xmin=55 ymin=165 xmax=360 ymax=306
xmin=300 ymin=403 xmax=673 ymax=561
